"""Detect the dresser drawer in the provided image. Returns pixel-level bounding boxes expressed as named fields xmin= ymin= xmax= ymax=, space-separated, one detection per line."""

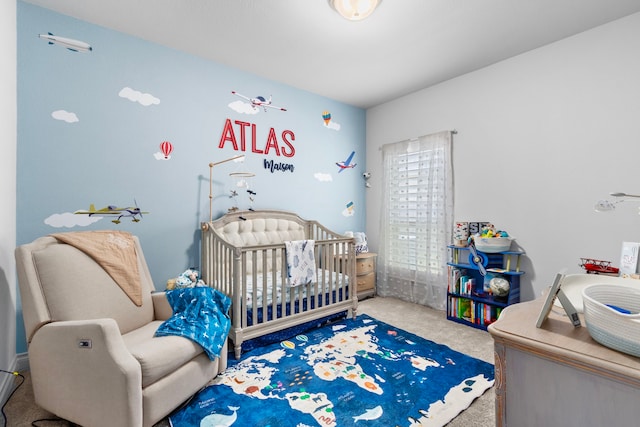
xmin=357 ymin=272 xmax=375 ymax=292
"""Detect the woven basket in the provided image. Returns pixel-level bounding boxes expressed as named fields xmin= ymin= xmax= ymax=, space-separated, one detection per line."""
xmin=474 ymin=236 xmax=513 ymax=253
xmin=582 ymin=284 xmax=640 ymax=357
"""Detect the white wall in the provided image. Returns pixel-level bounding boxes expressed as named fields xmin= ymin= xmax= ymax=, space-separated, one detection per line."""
xmin=1 ymin=0 xmax=17 ymax=398
xmin=366 ymin=12 xmax=640 ymax=302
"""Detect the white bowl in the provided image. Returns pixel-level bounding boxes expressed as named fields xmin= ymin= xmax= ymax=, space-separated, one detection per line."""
xmin=582 ymin=284 xmax=640 ymax=357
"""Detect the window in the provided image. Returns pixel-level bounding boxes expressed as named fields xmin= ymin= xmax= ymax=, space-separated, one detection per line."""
xmin=378 ymin=131 xmax=453 ymax=310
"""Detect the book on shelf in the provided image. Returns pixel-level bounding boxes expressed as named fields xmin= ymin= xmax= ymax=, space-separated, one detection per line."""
xmin=448 ymin=266 xmax=459 ymax=293
xmin=448 ymin=296 xmax=505 ymax=327
xmin=449 ymin=266 xmax=483 ymax=296
xmin=459 ymin=298 xmax=471 ymax=321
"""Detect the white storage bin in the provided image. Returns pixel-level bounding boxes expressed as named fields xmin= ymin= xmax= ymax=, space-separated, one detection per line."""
xmin=582 ymin=284 xmax=640 ymax=357
xmin=473 ymin=236 xmax=512 ymax=253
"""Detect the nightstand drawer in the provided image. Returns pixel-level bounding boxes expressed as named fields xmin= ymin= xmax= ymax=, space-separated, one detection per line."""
xmin=357 ymin=272 xmax=375 ymax=292
xmin=355 ymin=256 xmax=376 ymax=274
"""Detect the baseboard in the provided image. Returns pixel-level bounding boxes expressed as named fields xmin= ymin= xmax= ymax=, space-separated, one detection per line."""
xmin=15 ymin=352 xmax=29 ymax=372
xmin=0 ymin=352 xmax=28 ymax=409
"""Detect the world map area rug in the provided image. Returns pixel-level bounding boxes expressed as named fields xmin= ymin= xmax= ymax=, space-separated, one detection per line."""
xmin=170 ymin=314 xmax=494 ymax=427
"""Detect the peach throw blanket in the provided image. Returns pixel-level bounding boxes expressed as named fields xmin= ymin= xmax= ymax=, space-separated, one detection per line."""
xmin=51 ymin=231 xmax=143 ymax=306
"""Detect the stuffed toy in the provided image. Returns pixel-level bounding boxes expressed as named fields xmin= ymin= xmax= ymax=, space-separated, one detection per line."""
xmin=166 ymin=268 xmax=206 ymax=290
xmin=354 ymin=232 xmax=369 ymax=254
xmin=344 ymin=231 xmax=369 ymax=255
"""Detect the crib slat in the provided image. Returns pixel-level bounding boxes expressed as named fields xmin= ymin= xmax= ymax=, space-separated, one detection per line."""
xmin=271 ymin=247 xmax=279 ymax=320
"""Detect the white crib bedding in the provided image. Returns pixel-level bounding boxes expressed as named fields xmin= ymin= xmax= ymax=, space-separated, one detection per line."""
xmin=242 ymin=270 xmax=348 ymax=309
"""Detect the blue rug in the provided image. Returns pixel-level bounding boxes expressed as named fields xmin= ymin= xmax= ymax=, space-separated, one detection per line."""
xmin=170 ymin=314 xmax=494 ymax=427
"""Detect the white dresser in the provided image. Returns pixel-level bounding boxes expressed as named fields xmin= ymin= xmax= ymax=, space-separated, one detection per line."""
xmin=488 ymin=298 xmax=640 ymax=426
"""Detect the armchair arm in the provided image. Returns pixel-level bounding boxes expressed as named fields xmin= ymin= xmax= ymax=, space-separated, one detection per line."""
xmin=152 ymin=291 xmax=173 ymax=320
xmin=29 ymin=318 xmax=142 ymax=427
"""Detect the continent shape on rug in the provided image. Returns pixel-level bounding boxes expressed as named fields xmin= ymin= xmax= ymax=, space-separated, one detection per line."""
xmin=170 ymin=314 xmax=494 ymax=427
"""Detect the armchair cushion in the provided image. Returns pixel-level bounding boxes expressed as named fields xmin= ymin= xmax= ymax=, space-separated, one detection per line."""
xmin=123 ymin=321 xmax=205 ymax=387
xmin=152 ymin=291 xmax=174 ymax=320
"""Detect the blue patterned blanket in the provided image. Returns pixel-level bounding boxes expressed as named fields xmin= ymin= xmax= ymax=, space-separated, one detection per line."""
xmin=155 ymin=287 xmax=231 ymax=360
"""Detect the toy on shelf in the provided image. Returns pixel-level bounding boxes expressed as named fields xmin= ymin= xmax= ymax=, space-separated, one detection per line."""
xmin=579 ymin=258 xmax=620 ymax=275
xmin=467 ymin=237 xmax=488 ymax=276
xmin=489 ymin=276 xmax=510 ymax=297
xmin=453 ymin=222 xmax=470 ymax=247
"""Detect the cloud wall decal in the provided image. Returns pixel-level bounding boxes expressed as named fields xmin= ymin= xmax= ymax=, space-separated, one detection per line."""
xmin=119 ymin=87 xmax=160 ymax=106
xmin=314 ymin=172 xmax=333 ymax=182
xmin=228 ymin=100 xmax=259 ymax=115
xmin=51 ymin=110 xmax=79 ymax=123
xmin=325 ymin=120 xmax=341 ymax=131
xmin=45 ymin=212 xmax=103 ymax=228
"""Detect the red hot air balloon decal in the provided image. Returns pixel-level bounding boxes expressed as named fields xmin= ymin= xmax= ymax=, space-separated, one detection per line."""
xmin=160 ymin=141 xmax=173 ymax=159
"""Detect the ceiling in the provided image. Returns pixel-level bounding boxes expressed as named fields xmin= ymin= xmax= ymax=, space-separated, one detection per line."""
xmin=22 ymin=0 xmax=640 ymax=109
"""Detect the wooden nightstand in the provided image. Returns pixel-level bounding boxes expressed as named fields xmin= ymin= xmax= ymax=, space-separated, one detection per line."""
xmin=354 ymin=252 xmax=377 ymax=299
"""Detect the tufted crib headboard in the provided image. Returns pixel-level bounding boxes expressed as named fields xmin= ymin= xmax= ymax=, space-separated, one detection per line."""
xmin=209 ymin=213 xmax=308 ymax=247
xmin=203 ymin=209 xmax=350 ymax=242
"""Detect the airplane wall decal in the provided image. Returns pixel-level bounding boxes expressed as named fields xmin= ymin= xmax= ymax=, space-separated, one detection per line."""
xmin=231 ymin=91 xmax=287 ymax=112
xmin=336 ymin=151 xmax=357 ymax=172
xmin=38 ymin=32 xmax=93 ymax=53
xmin=74 ymin=202 xmax=148 ymax=224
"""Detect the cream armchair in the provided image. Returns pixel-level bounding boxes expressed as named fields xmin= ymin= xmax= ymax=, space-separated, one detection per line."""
xmin=15 ymin=232 xmax=227 ymax=427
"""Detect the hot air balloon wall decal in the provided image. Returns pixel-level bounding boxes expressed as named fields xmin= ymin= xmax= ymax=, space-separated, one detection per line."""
xmin=322 ymin=110 xmax=341 ymax=130
xmin=322 ymin=110 xmax=331 ymax=126
xmin=155 ymin=141 xmax=173 ymax=160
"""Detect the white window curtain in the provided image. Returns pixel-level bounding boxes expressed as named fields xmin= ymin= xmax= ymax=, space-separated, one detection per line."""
xmin=378 ymin=130 xmax=453 ymax=310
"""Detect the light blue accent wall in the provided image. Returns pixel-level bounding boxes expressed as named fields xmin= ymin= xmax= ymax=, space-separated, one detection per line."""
xmin=16 ymin=2 xmax=365 ymax=353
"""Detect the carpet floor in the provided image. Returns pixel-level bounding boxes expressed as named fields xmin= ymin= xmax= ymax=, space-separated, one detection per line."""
xmin=2 ymin=296 xmax=495 ymax=427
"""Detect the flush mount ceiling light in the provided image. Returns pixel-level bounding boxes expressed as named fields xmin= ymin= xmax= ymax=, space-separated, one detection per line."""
xmin=329 ymin=0 xmax=382 ymax=21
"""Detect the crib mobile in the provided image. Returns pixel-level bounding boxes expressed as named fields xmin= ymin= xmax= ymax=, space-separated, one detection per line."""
xmin=203 ymin=154 xmax=247 ymax=230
